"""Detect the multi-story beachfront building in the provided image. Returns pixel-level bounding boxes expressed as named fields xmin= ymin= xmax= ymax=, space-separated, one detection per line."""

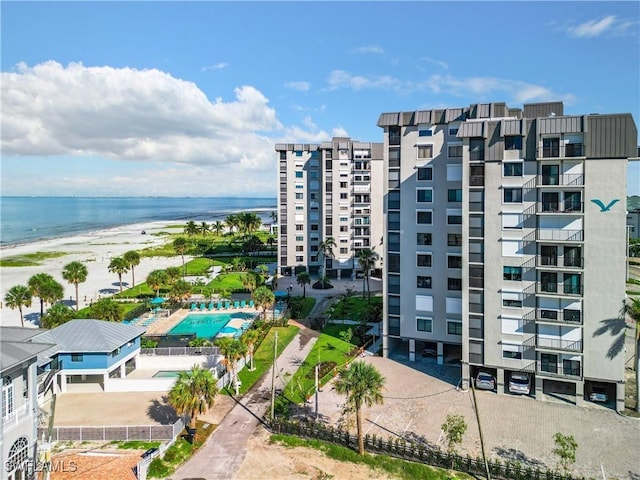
xmin=276 ymin=138 xmax=384 ymax=281
xmin=377 ymin=101 xmax=637 ymax=411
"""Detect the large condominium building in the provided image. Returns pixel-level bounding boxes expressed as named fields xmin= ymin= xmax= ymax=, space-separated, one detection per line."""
xmin=377 ymin=101 xmax=637 ymax=412
xmin=276 ymin=138 xmax=384 ymax=280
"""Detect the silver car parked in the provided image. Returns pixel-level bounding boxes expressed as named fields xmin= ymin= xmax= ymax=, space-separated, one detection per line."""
xmin=475 ymin=372 xmax=496 ymax=390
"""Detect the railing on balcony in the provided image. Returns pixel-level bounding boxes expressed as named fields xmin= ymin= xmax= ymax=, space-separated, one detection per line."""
xmin=536 ymin=256 xmax=584 ymax=268
xmin=537 ymin=361 xmax=582 ymax=378
xmin=536 ymin=308 xmax=582 ymax=324
xmin=536 ymin=336 xmax=583 ymax=352
xmin=536 ymin=229 xmax=583 ymax=242
xmin=537 ymin=283 xmax=583 ymax=296
xmin=3 ymin=402 xmax=33 ymax=431
xmin=537 ymin=144 xmax=584 ymax=159
xmin=537 ymin=174 xmax=584 ymax=186
xmin=469 ymin=175 xmax=484 ymax=186
xmin=538 ymin=201 xmax=583 ymax=214
xmin=564 ymin=143 xmax=584 ymax=157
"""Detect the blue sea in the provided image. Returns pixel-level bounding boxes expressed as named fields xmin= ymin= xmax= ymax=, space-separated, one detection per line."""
xmin=0 ymin=197 xmax=276 ymax=247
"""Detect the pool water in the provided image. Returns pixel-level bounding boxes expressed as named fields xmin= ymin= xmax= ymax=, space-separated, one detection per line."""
xmin=169 ymin=312 xmax=255 ymax=339
xmin=153 ymin=370 xmax=183 ymax=378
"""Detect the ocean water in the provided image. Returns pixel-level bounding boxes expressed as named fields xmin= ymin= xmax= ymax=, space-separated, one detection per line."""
xmin=0 ymin=197 xmax=276 ymax=246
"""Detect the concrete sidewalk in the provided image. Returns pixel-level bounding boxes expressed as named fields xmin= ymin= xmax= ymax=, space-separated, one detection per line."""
xmin=170 ymin=325 xmax=319 ymax=480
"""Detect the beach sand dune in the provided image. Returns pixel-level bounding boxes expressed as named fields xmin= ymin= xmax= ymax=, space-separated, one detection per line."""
xmin=0 ymin=221 xmax=187 ymax=328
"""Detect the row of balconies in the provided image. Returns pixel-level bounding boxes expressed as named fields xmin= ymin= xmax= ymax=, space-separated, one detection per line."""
xmin=537 ymin=143 xmax=585 ymax=159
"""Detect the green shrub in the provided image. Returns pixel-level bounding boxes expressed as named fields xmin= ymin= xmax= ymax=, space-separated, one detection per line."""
xmin=147 ymin=458 xmax=170 ymax=478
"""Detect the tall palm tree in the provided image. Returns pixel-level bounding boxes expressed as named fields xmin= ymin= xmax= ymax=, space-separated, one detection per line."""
xmin=622 ymin=296 xmax=640 ymax=411
xmin=173 ymin=237 xmax=189 ymax=275
xmin=253 ymin=286 xmax=275 ymax=321
xmin=270 ymin=210 xmax=277 ymax=223
xmin=41 ymin=303 xmax=75 ymax=329
xmin=108 ymin=257 xmax=130 ymax=293
xmin=39 ymin=278 xmax=64 ymax=314
xmin=200 ymin=221 xmax=210 ymax=237
xmin=356 ymin=248 xmax=380 ymax=302
xmin=169 ymin=279 xmax=192 ymax=304
xmin=168 ymin=365 xmax=219 ymax=440
xmin=184 ymin=220 xmax=198 ymax=237
xmin=225 ymin=214 xmax=239 ymax=235
xmin=28 ymin=273 xmax=58 ymax=317
xmin=318 ymin=237 xmax=336 ymax=281
xmin=165 ymin=266 xmax=182 ymax=285
xmin=146 ymin=270 xmax=168 ymax=297
xmin=242 ymin=273 xmax=257 ymax=295
xmin=212 ymin=221 xmax=224 ymax=236
xmin=215 ymin=337 xmax=247 ymax=395
xmin=62 ymin=261 xmax=88 ymax=311
xmin=240 ymin=329 xmax=260 ymax=371
xmin=334 ymin=360 xmax=385 ymax=455
xmin=90 ymin=298 xmax=122 ymax=322
xmin=123 ymin=251 xmax=141 ymax=288
xmin=296 ymin=272 xmax=311 ymax=298
xmin=5 ymin=285 xmax=32 ymax=327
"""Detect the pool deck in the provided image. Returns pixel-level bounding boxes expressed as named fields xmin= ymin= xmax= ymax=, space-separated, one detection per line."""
xmin=144 ymin=305 xmax=259 ymax=336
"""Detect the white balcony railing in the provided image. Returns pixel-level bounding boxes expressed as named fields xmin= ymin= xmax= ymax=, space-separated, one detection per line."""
xmin=2 ymin=402 xmax=33 ymax=432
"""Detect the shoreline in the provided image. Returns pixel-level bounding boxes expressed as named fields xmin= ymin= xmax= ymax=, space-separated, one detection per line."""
xmin=0 ymin=220 xmax=189 ymax=328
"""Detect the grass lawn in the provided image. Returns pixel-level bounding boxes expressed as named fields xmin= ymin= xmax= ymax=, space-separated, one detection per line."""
xmin=208 ymin=271 xmax=247 ymax=292
xmin=330 ymin=295 xmax=382 ymax=322
xmin=0 ymin=251 xmax=68 ymax=267
xmin=235 ymin=325 xmax=300 ymax=395
xmin=271 ymin=434 xmax=474 ymax=480
xmin=283 ymin=325 xmax=357 ymax=404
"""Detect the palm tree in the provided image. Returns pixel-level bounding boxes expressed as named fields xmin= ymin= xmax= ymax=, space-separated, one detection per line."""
xmin=62 ymin=261 xmax=88 ymax=311
xmin=356 ymin=248 xmax=380 ymax=302
xmin=168 ymin=365 xmax=219 ymax=440
xmin=146 ymin=270 xmax=168 ymax=297
xmin=123 ymin=251 xmax=141 ymax=288
xmin=296 ymin=272 xmax=311 ymax=298
xmin=215 ymin=337 xmax=247 ymax=395
xmin=184 ymin=220 xmax=198 ymax=237
xmin=39 ymin=278 xmax=64 ymax=314
xmin=173 ymin=237 xmax=189 ymax=275
xmin=318 ymin=237 xmax=336 ymax=281
xmin=28 ymin=273 xmax=58 ymax=317
xmin=165 ymin=266 xmax=182 ymax=285
xmin=225 ymin=214 xmax=239 ymax=235
xmin=212 ymin=221 xmax=224 ymax=236
xmin=90 ymin=298 xmax=122 ymax=322
xmin=242 ymin=273 xmax=257 ymax=295
xmin=41 ymin=303 xmax=75 ymax=329
xmin=108 ymin=257 xmax=130 ymax=293
xmin=270 ymin=210 xmax=277 ymax=224
xmin=169 ymin=279 xmax=192 ymax=304
xmin=622 ymin=297 xmax=640 ymax=411
xmin=253 ymin=286 xmax=275 ymax=321
xmin=199 ymin=221 xmax=210 ymax=237
xmin=241 ymin=329 xmax=260 ymax=371
xmin=5 ymin=285 xmax=32 ymax=327
xmin=334 ymin=360 xmax=385 ymax=455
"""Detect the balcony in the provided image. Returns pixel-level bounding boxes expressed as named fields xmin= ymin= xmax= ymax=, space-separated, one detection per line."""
xmin=537 ymin=282 xmax=583 ymax=296
xmin=538 ymin=201 xmax=583 ymax=214
xmin=537 ymin=143 xmax=584 ymax=159
xmin=537 ymin=174 xmax=584 ymax=187
xmin=536 ymin=229 xmax=583 ymax=242
xmin=3 ymin=402 xmax=34 ymax=432
xmin=536 ymin=308 xmax=582 ymax=325
xmin=536 ymin=336 xmax=583 ymax=352
xmin=537 ymin=256 xmax=583 ymax=269
xmin=469 ymin=175 xmax=485 ymax=186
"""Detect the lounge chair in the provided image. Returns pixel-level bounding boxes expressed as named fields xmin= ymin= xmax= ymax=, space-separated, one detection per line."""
xmin=190 ymin=303 xmax=196 ymax=311
xmin=240 ymin=300 xmax=246 ymax=309
xmin=225 ymin=301 xmax=231 ymax=309
xmin=199 ymin=303 xmax=206 ymax=310
xmin=208 ymin=302 xmax=214 ymax=310
xmin=249 ymin=300 xmax=255 ymax=309
xmin=233 ymin=301 xmax=240 ymax=309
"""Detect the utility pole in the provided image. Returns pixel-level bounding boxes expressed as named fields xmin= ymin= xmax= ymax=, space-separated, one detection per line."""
xmin=315 ymin=364 xmax=319 ymax=420
xmin=270 ymin=331 xmax=278 ymax=420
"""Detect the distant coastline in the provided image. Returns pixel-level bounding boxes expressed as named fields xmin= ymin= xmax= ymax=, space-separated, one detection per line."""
xmin=0 ymin=196 xmax=276 ymax=247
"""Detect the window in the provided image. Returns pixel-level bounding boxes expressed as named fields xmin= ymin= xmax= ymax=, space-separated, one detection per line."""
xmin=417 ymin=233 xmax=432 ymax=245
xmin=417 ymin=253 xmax=432 ymax=267
xmin=388 ymin=148 xmax=400 ymax=167
xmin=418 ymin=145 xmax=433 ymax=159
xmin=389 ymin=126 xmax=401 ymax=145
xmin=295 ymin=224 xmax=304 ymax=231
xmin=505 ymin=136 xmax=523 ymax=150
xmin=388 ymin=253 xmax=400 ymax=273
xmin=417 ymin=167 xmax=432 ymax=181
xmin=296 ymin=245 xmax=304 ymax=252
xmin=447 ymin=233 xmax=462 ymax=246
xmin=503 ymin=266 xmax=522 ymax=281
xmin=502 ymin=291 xmax=523 ymax=308
xmin=6 ymin=437 xmax=29 ymax=474
xmin=448 ymin=278 xmax=462 ymax=290
xmin=447 ymin=321 xmax=463 ymax=335
xmin=448 ymin=144 xmax=462 ymax=158
xmin=447 ymin=164 xmax=462 ymax=181
xmin=503 ymin=162 xmax=523 ymax=176
xmin=417 ymin=211 xmax=432 ymax=224
xmin=2 ymin=377 xmax=14 ymax=418
xmin=418 ymin=127 xmax=433 ymax=137
xmin=417 ymin=276 xmax=432 ymax=289
xmin=311 ymin=224 xmax=319 ymax=231
xmin=469 ymin=138 xmax=485 ymax=160
xmin=448 ymin=256 xmax=462 ymax=268
xmin=71 ymin=353 xmax=83 ymax=362
xmin=504 ymin=188 xmax=522 ymax=203
xmin=340 ymin=248 xmax=348 ymax=254
xmin=417 ymin=317 xmax=432 ymax=332
xmin=502 ymin=344 xmax=523 ymax=359
xmin=449 ymin=126 xmax=459 ymax=136
xmin=339 ymin=226 xmax=348 ymax=233
xmin=295 ymin=171 xmax=303 ymax=178
xmin=339 ymin=182 xmax=348 ymax=188
xmin=296 ymin=235 xmax=304 ymax=241
xmin=295 ymin=193 xmax=304 ymax=200
xmin=541 ymin=271 xmax=557 ymax=292
xmin=296 ymin=255 xmax=303 ymax=262
xmin=417 ymin=189 xmax=433 ymax=203
xmin=448 ymin=214 xmax=463 ymax=225
xmin=448 ymin=189 xmax=462 ymax=202
xmin=295 ymin=205 xmax=303 ymax=211
xmin=339 ymin=192 xmax=348 ymax=199
xmin=502 ymin=213 xmax=523 ymax=230
xmin=502 ymin=239 xmax=523 ymax=257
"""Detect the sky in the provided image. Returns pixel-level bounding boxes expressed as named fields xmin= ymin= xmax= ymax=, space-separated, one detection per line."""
xmin=1 ymin=1 xmax=639 ymax=198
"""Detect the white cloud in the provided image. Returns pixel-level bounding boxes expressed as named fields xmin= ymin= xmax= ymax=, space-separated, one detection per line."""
xmin=420 ymin=57 xmax=449 ymax=70
xmin=326 ymin=70 xmax=400 ymax=91
xmin=351 ymin=45 xmax=385 ymax=55
xmin=566 ymin=15 xmax=621 ymax=38
xmin=201 ymin=62 xmax=229 ymax=71
xmin=331 ymin=126 xmax=349 ymax=137
xmin=284 ymin=81 xmax=311 ymax=91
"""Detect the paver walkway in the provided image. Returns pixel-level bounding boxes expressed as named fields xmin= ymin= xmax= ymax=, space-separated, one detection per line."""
xmin=170 ymin=325 xmax=319 ymax=480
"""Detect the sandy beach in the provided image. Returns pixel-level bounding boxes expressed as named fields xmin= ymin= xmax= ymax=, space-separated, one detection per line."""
xmin=0 ymin=221 xmax=188 ymax=328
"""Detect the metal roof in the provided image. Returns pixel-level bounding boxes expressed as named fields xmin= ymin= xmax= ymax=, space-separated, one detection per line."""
xmin=1 ymin=340 xmax=54 ymax=372
xmin=377 ymin=112 xmax=400 ymax=127
xmin=1 ymin=326 xmax=44 ymax=343
xmin=32 ymin=319 xmax=146 ymax=357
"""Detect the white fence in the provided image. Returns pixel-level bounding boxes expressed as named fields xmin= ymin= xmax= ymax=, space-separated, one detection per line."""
xmin=104 ymin=377 xmax=176 ymax=393
xmin=40 ymin=418 xmax=184 ymax=442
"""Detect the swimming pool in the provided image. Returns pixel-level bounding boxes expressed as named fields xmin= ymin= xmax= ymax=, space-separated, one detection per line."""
xmin=153 ymin=370 xmax=183 ymax=378
xmin=168 ymin=312 xmax=256 ymax=339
